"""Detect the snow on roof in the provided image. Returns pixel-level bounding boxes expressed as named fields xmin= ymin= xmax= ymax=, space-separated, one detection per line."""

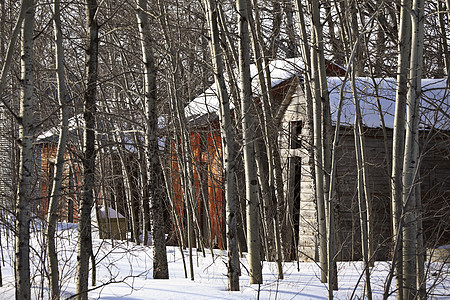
xmin=37 ymin=114 xmax=166 ymax=151
xmin=36 ymin=115 xmax=84 ymax=142
xmin=97 ymin=206 xmax=125 ymax=219
xmin=328 ymin=77 xmax=449 ymax=130
xmin=187 ymin=60 xmax=449 ymax=130
xmin=250 ymin=57 xmax=304 ymax=89
xmin=185 ymin=58 xmax=303 ymax=122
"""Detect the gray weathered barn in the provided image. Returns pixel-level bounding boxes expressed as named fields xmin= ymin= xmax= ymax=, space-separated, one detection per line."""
xmin=279 ymin=75 xmax=450 ymax=261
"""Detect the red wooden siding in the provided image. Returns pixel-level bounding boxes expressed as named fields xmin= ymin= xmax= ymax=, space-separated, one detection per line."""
xmin=171 ymin=127 xmax=225 ymax=249
xmin=39 ymin=143 xmax=81 ymax=222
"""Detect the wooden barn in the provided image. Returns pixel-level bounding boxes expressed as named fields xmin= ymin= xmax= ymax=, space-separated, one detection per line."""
xmin=36 ymin=124 xmax=84 ymax=223
xmin=280 ymin=76 xmax=450 ymax=261
xmin=36 ymin=116 xmax=131 ymax=229
xmin=170 ymin=127 xmax=225 ymax=248
xmin=182 ymin=58 xmax=450 ymax=261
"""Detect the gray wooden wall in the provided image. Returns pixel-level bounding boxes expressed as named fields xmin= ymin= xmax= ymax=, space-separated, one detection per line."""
xmin=280 ymin=84 xmax=450 ymax=262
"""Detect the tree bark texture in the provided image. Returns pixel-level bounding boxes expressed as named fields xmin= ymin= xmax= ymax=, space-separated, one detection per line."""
xmin=0 ymin=1 xmax=27 ymax=101
xmin=310 ymin=2 xmax=328 ymax=282
xmin=402 ymin=0 xmax=424 ymax=297
xmin=15 ymin=1 xmax=34 ymax=299
xmin=237 ymin=0 xmax=262 ymax=284
xmin=137 ymin=0 xmax=169 ymax=279
xmin=351 ymin=73 xmax=373 ymax=300
xmin=46 ymin=1 xmax=69 ymax=298
xmin=76 ymin=1 xmax=98 ymax=298
xmin=391 ymin=1 xmax=412 ymax=297
xmin=204 ymin=0 xmax=240 ymax=290
xmin=248 ymin=4 xmax=276 ymax=262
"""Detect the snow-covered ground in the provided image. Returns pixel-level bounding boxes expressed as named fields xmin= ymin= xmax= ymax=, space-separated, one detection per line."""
xmin=0 ymin=223 xmax=448 ymax=299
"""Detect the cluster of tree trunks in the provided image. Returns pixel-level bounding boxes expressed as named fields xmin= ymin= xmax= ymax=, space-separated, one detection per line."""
xmin=0 ymin=0 xmax=447 ymax=299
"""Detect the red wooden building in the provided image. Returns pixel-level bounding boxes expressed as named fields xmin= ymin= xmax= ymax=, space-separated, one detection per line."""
xmin=37 ymin=141 xmax=82 ymax=223
xmin=173 ymin=58 xmax=346 ymax=250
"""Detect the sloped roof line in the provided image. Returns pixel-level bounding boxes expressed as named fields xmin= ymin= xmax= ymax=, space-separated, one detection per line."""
xmin=185 ymin=57 xmax=304 ymax=122
xmin=187 ymin=62 xmax=449 ymax=130
xmin=36 ymin=114 xmax=85 ymax=142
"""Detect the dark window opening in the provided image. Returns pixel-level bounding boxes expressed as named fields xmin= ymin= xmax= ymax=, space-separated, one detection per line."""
xmin=290 ymin=120 xmax=302 ymax=149
xmin=287 ymin=156 xmax=301 ymax=260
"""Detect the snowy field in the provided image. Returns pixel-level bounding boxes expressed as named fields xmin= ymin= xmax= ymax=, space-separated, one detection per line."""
xmin=0 ymin=223 xmax=448 ymax=299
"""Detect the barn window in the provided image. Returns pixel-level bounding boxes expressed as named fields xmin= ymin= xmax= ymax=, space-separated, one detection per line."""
xmin=290 ymin=120 xmax=302 ymax=149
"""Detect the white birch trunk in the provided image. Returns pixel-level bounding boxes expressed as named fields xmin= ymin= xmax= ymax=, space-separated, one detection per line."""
xmin=237 ymin=0 xmax=262 ymax=284
xmin=0 ymin=2 xmax=27 ymax=100
xmin=391 ymin=1 xmax=412 ymax=297
xmin=169 ymin=77 xmax=197 ymax=279
xmin=351 ymin=73 xmax=373 ymax=300
xmin=137 ymin=0 xmax=169 ymax=279
xmin=157 ymin=5 xmax=200 ymax=279
xmin=294 ymin=0 xmax=316 ymax=265
xmin=327 ymin=63 xmax=351 ymax=300
xmin=402 ymin=0 xmax=424 ymax=297
xmin=46 ymin=1 xmax=69 ymax=298
xmin=248 ymin=6 xmax=276 ymax=262
xmin=248 ymin=1 xmax=283 ymax=275
xmin=15 ymin=1 xmax=34 ymax=299
xmin=76 ymin=1 xmax=98 ymax=298
xmin=310 ymin=1 xmax=327 ymax=282
xmin=204 ymin=0 xmax=240 ymax=290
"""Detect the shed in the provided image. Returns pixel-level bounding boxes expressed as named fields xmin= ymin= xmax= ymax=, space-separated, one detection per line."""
xmin=91 ymin=205 xmax=127 ymax=240
xmin=280 ymin=76 xmax=450 ymax=261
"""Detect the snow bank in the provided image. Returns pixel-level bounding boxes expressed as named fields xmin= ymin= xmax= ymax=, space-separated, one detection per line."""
xmin=0 ymin=226 xmax=449 ymax=299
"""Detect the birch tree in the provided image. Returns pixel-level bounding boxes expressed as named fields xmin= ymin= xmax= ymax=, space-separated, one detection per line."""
xmin=248 ymin=1 xmax=276 ymax=262
xmin=15 ymin=0 xmax=34 ymax=299
xmin=351 ymin=75 xmax=373 ymax=300
xmin=0 ymin=3 xmax=27 ymax=101
xmin=76 ymin=0 xmax=99 ymax=298
xmin=402 ymin=0 xmax=425 ymax=297
xmin=237 ymin=0 xmax=262 ymax=284
xmin=136 ymin=0 xmax=169 ymax=279
xmin=248 ymin=0 xmax=283 ymax=277
xmin=157 ymin=1 xmax=202 ymax=279
xmin=391 ymin=1 xmax=411 ymax=298
xmin=293 ymin=0 xmax=315 ymax=264
xmin=309 ymin=0 xmax=328 ymax=283
xmin=204 ymin=0 xmax=240 ymax=289
xmin=46 ymin=1 xmax=70 ymax=298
